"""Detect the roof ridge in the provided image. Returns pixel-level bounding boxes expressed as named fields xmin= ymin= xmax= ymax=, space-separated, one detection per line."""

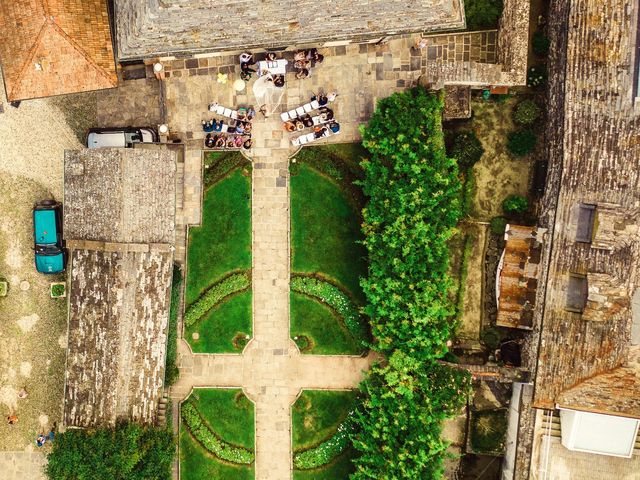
xmin=8 ymin=20 xmax=49 ymax=99
xmin=47 ymin=20 xmax=116 ymax=85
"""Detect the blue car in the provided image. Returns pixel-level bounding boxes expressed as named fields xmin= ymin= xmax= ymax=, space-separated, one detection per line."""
xmin=33 ymin=200 xmax=66 ymax=274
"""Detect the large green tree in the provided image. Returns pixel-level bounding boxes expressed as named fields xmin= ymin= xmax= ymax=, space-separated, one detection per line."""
xmin=46 ymin=423 xmax=175 ymax=480
xmin=351 ymin=352 xmax=470 ymax=479
xmin=360 ymin=87 xmax=462 ymax=359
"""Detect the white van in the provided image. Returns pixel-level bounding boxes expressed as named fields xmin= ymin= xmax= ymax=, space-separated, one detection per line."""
xmin=86 ymin=127 xmax=158 ymax=149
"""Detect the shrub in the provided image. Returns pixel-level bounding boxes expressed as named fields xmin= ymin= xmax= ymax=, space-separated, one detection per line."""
xmin=470 ymin=409 xmax=508 ymax=454
xmin=489 ymin=216 xmax=508 ymax=235
xmin=51 ymin=283 xmax=65 ymax=298
xmin=203 ymin=151 xmax=249 ymax=188
xmin=507 ymin=130 xmax=537 ymax=157
xmin=360 ymin=88 xmax=461 ymax=358
xmin=0 ymin=281 xmax=6 ymax=297
xmin=46 ymin=422 xmax=174 ymax=480
xmin=532 ymin=30 xmax=550 ymax=55
xmin=184 ymin=273 xmax=250 ymax=327
xmin=513 ymin=100 xmax=541 ymax=126
xmin=351 ymin=352 xmax=471 ymax=480
xmin=527 ymin=65 xmax=547 ymax=88
xmin=294 ymin=418 xmax=354 ymax=469
xmin=502 ymin=195 xmax=529 ymax=215
xmin=480 ymin=327 xmax=502 ymax=350
xmin=450 ymin=130 xmax=484 ymax=171
xmin=290 ymin=275 xmax=368 ymax=344
xmin=181 ymin=401 xmax=254 ymax=464
xmin=464 ymin=0 xmax=504 ymax=30
xmin=165 ymin=264 xmax=182 ymax=386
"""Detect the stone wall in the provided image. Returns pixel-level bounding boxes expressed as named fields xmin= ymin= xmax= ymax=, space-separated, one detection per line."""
xmin=115 ymin=0 xmax=465 ymax=60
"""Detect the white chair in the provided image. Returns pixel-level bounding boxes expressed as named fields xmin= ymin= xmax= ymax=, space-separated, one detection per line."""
xmin=298 ymin=135 xmax=308 ymax=144
xmin=303 ymin=103 xmax=313 ymax=113
xmin=215 ymin=105 xmax=225 ymax=115
xmin=281 ymin=112 xmax=290 ymax=122
xmin=296 ymin=106 xmax=305 ymax=116
xmin=291 ymin=138 xmax=301 ymax=146
xmin=288 ymin=109 xmax=298 ymax=120
xmin=312 ymin=116 xmax=321 ymax=126
xmin=305 ymin=133 xmax=315 ymax=142
xmin=230 ymin=110 xmax=238 ymax=120
xmin=221 ymin=124 xmax=229 ymax=133
xmin=223 ymin=108 xmax=233 ymax=118
xmin=310 ymin=100 xmax=320 ymax=109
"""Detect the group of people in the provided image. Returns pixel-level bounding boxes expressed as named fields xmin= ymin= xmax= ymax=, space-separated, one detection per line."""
xmin=293 ymin=48 xmax=323 ymax=79
xmin=203 ymin=104 xmax=255 ymax=150
xmin=205 ymin=133 xmax=253 ymax=150
xmin=283 ymin=106 xmax=334 ymax=131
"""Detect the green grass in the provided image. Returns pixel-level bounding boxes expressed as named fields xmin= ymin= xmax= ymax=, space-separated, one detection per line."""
xmin=186 ymin=290 xmax=252 ymax=353
xmin=180 ymin=430 xmax=254 ymax=480
xmin=291 ymin=293 xmax=363 ymax=355
xmin=189 ymin=388 xmax=254 ymax=449
xmin=292 ymin=390 xmax=358 ymax=478
xmin=293 ymin=449 xmax=357 ymax=480
xmin=292 ymin=390 xmax=357 ymax=450
xmin=180 ymin=388 xmax=255 ymax=479
xmin=186 ymin=169 xmax=251 ymax=306
xmin=290 ymin=164 xmax=367 ymax=304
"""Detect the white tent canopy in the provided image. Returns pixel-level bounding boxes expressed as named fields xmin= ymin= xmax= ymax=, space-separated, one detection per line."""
xmin=560 ymin=408 xmax=640 ymax=458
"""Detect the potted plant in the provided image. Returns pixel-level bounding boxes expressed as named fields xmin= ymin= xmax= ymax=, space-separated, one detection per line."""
xmin=50 ymin=282 xmax=66 ymax=299
xmin=0 ymin=280 xmax=7 ymax=297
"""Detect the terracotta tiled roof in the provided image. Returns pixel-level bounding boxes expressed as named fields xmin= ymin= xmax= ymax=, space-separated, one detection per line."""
xmin=0 ymin=0 xmax=117 ymax=101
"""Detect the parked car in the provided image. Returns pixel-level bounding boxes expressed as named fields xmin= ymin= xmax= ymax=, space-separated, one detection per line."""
xmin=33 ymin=200 xmax=66 ymax=274
xmin=86 ymin=127 xmax=158 ymax=149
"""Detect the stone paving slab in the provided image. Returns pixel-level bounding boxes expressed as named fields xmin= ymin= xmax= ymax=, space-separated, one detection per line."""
xmin=0 ymin=452 xmax=47 ymax=480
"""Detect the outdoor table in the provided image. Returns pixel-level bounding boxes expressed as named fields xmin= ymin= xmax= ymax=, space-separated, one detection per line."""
xmin=257 ymin=59 xmax=288 ymax=76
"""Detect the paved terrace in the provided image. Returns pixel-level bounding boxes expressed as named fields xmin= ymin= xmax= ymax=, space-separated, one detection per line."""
xmin=165 ymin=38 xmax=437 ymax=480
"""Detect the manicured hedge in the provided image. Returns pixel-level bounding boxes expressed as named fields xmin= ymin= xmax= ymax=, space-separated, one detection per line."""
xmin=294 ymin=418 xmax=354 ymax=469
xmin=291 ymin=276 xmax=368 ymax=344
xmin=181 ymin=401 xmax=254 ymax=464
xmin=184 ymin=272 xmax=250 ymax=327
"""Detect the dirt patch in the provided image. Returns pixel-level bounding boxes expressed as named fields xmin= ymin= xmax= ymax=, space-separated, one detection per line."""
xmin=16 ymin=314 xmax=39 ymax=333
xmin=468 ymin=97 xmax=534 ymax=221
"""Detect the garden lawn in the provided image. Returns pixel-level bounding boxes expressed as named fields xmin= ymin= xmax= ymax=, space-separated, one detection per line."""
xmin=293 ymin=390 xmax=358 ymax=478
xmin=293 ymin=450 xmax=356 ymax=480
xmin=180 ymin=388 xmax=255 ymax=479
xmin=290 ymin=164 xmax=366 ymax=303
xmin=186 ymin=291 xmax=252 ymax=353
xmin=185 ymin=169 xmax=251 ymax=306
xmin=290 ymin=293 xmax=363 ymax=355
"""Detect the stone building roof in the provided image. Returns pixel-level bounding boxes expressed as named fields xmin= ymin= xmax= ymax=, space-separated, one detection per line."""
xmin=62 ymin=148 xmax=176 ymax=428
xmin=425 ymin=0 xmax=530 ymax=87
xmin=531 ymin=0 xmax=640 ymax=419
xmin=114 ymin=0 xmax=465 ymax=60
xmin=64 ymin=149 xmax=176 ymax=244
xmin=496 ymin=225 xmax=544 ymax=330
xmin=0 ymin=0 xmax=117 ymax=101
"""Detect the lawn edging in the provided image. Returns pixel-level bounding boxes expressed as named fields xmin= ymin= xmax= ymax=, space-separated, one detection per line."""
xmin=181 ymin=400 xmax=254 ymax=465
xmin=183 ymin=271 xmax=251 ymax=327
xmin=291 ymin=274 xmax=368 ymax=346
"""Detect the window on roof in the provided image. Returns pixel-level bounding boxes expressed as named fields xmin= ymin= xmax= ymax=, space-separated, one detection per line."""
xmin=566 ymin=273 xmax=588 ymax=313
xmin=575 ymin=203 xmax=596 ymax=243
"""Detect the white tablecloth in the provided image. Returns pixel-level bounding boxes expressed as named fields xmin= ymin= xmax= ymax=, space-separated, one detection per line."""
xmin=257 ymin=59 xmax=288 ymax=76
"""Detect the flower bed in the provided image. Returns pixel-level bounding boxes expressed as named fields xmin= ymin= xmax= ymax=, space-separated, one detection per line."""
xmin=291 ymin=276 xmax=368 ymax=344
xmin=181 ymin=401 xmax=254 ymax=464
xmin=184 ymin=272 xmax=250 ymax=327
xmin=293 ymin=418 xmax=353 ymax=469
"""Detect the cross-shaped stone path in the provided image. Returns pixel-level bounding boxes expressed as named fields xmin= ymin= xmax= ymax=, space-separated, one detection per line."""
xmin=170 ymin=114 xmax=377 ymax=479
